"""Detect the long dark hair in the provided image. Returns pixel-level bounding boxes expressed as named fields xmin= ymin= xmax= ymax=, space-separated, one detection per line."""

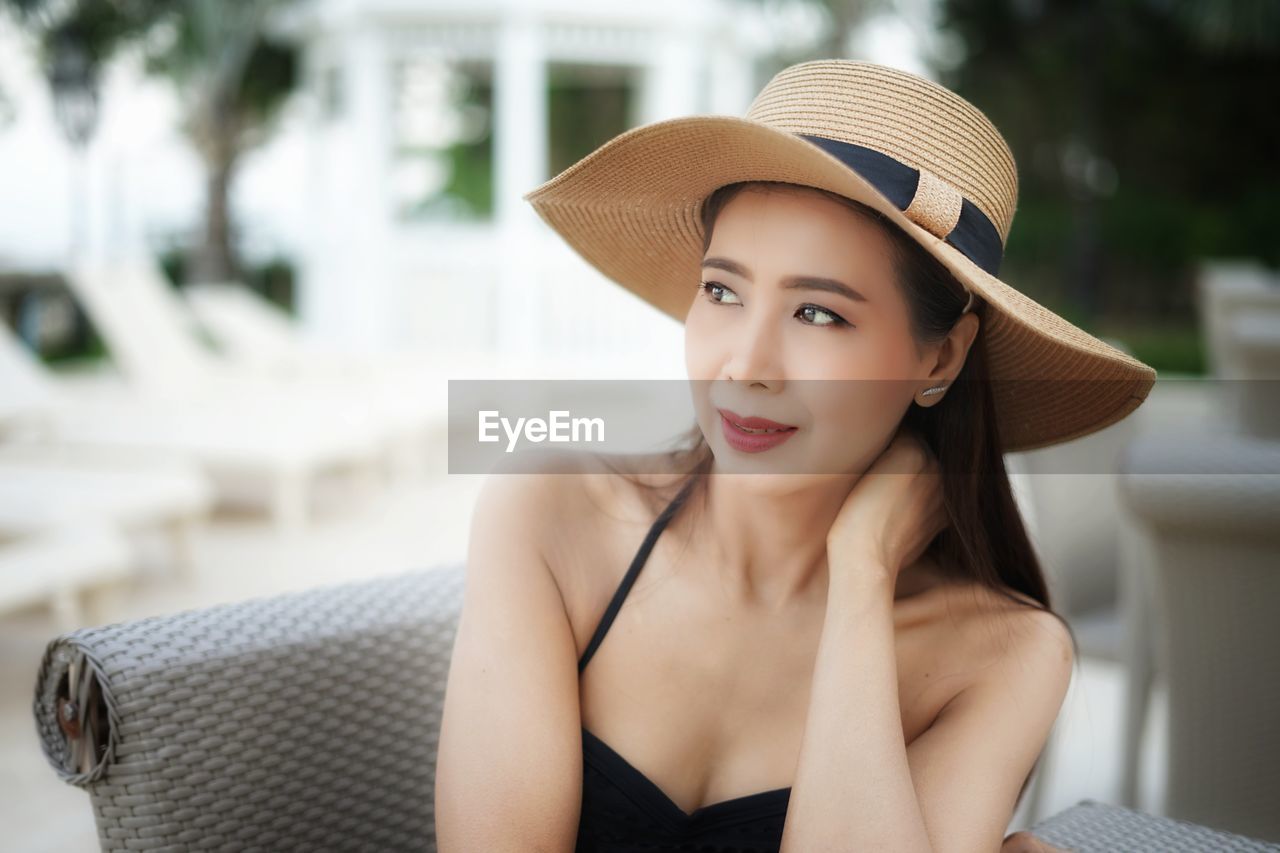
xmin=603 ymin=179 xmax=1076 ymax=809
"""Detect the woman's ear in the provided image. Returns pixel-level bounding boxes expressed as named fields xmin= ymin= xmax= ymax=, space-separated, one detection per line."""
xmin=926 ymin=312 xmax=979 ymax=386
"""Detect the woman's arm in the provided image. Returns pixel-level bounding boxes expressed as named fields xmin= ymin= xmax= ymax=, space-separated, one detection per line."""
xmin=780 ymin=564 xmax=1073 ymax=853
xmin=434 ymin=471 xmax=583 ymax=853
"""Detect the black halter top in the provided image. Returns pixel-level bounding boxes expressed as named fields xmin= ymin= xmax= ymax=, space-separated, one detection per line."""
xmin=574 ymin=479 xmax=792 ymax=852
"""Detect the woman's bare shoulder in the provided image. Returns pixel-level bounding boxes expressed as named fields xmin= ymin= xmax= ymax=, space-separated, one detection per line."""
xmin=480 ymin=449 xmax=691 ymax=630
xmin=483 ymin=448 xmax=685 ymax=553
xmin=937 ymin=581 xmax=1074 ymax=691
xmin=530 ymin=449 xmax=686 ymax=512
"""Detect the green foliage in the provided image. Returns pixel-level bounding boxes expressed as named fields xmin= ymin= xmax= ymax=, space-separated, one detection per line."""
xmin=2 ymin=0 xmax=167 ymax=68
xmin=936 ymin=0 xmax=1280 ymax=334
xmin=158 ymin=244 xmax=294 ymax=312
xmin=439 ymin=74 xmax=494 ymax=219
xmin=443 ymin=134 xmax=495 ymax=219
xmin=41 ymin=327 xmax=106 ymax=366
xmin=140 ymin=3 xmax=297 ymax=131
xmin=1096 ymin=323 xmax=1206 ymax=375
xmin=547 ymin=64 xmax=634 ymax=178
xmin=394 ymin=65 xmax=494 ymax=221
xmin=237 ymin=37 xmax=296 ymax=126
xmin=250 ymin=256 xmax=295 ymax=313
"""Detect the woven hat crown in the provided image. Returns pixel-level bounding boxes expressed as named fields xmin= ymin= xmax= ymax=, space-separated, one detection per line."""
xmin=745 ymin=60 xmax=1019 ymax=246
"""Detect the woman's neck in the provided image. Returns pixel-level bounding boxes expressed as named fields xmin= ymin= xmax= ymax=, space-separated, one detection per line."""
xmin=693 ymin=471 xmax=850 ymax=608
xmin=688 ymin=470 xmax=949 ymax=609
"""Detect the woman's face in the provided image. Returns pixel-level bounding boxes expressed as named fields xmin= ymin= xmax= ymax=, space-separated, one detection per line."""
xmin=684 ymin=185 xmax=942 ymax=485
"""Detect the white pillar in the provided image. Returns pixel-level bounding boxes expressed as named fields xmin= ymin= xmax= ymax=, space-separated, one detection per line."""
xmin=493 ymin=13 xmax=547 ymax=359
xmin=708 ymin=39 xmax=756 ymax=117
xmin=639 ymin=26 xmax=700 ymax=123
xmin=301 ymin=23 xmax=395 ymax=350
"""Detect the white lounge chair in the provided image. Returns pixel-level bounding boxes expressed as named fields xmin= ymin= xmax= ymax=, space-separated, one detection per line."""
xmin=1119 ymin=430 xmax=1280 ymax=840
xmin=0 ymin=443 xmax=213 ymax=576
xmin=66 ymin=262 xmax=448 ymax=479
xmin=181 ymin=281 xmax=452 ymax=476
xmin=1006 ymin=336 xmax=1161 ymax=821
xmin=0 ymin=523 xmax=133 ymax=630
xmin=1196 ymin=259 xmax=1280 ymax=379
xmin=180 ymin=281 xmax=430 ymax=380
xmin=1221 ymin=311 xmax=1280 ymax=438
xmin=0 ymin=315 xmax=62 ymax=439
xmin=1007 ymin=407 xmax=1158 ymax=823
xmin=0 ymin=319 xmax=383 ymax=530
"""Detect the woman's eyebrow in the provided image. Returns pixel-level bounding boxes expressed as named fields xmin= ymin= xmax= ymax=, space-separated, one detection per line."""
xmin=701 ymin=256 xmax=867 ymax=303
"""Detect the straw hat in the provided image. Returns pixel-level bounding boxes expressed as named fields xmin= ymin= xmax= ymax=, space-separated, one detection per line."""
xmin=523 ymin=60 xmax=1156 ymax=451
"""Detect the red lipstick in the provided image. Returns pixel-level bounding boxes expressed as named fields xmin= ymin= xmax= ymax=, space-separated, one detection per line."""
xmin=717 ymin=408 xmax=799 ymax=453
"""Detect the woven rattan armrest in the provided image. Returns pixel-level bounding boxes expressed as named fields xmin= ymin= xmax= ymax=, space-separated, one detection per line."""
xmin=33 ymin=565 xmax=465 ymax=852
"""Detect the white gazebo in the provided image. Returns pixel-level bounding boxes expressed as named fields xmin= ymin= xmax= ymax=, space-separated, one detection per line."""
xmin=293 ymin=0 xmax=786 ymax=375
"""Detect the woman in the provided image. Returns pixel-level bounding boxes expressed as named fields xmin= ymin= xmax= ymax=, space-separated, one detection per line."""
xmin=435 ymin=60 xmax=1155 ymax=852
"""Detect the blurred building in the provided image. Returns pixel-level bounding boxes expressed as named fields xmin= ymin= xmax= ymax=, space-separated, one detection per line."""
xmin=293 ymin=0 xmax=779 ymax=371
xmin=3 ymin=0 xmax=947 ymax=371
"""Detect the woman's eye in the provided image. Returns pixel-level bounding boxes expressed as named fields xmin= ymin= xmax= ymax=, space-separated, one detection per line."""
xmin=699 ymin=282 xmax=850 ymax=328
xmin=797 ymin=304 xmax=850 ymax=328
xmin=698 ymin=281 xmax=741 ymax=305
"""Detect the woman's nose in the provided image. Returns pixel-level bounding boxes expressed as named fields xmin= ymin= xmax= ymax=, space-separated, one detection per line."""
xmin=722 ymin=314 xmax=785 ymax=387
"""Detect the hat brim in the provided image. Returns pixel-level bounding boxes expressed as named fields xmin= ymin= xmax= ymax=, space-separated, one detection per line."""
xmin=523 ymin=115 xmax=1156 ymax=452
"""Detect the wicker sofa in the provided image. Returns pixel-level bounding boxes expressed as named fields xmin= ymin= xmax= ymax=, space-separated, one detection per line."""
xmin=32 ymin=564 xmax=1280 ymax=852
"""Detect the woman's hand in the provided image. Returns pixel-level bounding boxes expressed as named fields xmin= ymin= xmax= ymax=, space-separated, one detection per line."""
xmin=825 ymin=428 xmax=947 ymax=586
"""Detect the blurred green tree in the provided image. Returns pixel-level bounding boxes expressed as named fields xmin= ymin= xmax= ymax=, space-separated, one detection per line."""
xmin=3 ymin=0 xmax=300 ymax=284
xmin=935 ymin=0 xmax=1280 ymax=332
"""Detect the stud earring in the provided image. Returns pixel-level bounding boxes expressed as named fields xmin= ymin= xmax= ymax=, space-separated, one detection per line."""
xmin=920 ymin=385 xmax=946 ymax=397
